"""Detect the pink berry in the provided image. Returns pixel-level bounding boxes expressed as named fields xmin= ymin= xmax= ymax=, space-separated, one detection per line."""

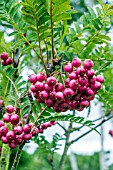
xmin=65 ymin=78 xmax=70 ymax=87
xmin=1 ymin=60 xmax=7 ymax=66
xmin=86 ymin=69 xmax=95 ymax=78
xmin=64 ymin=63 xmax=73 ymax=73
xmin=11 ymin=114 xmax=19 ymax=125
xmin=46 ymin=77 xmax=57 ymax=87
xmin=50 ymin=91 xmax=56 ymax=100
xmin=3 ymin=113 xmax=11 ymax=123
xmin=0 ymin=126 xmax=8 ymax=136
xmin=0 ymin=100 xmax=4 ymax=106
xmin=84 ymin=59 xmax=94 ymax=69
xmin=78 ymin=76 xmax=88 ymax=86
xmin=23 ymin=133 xmax=32 ymax=140
xmin=30 ymin=84 xmax=36 ymax=92
xmin=80 ymin=100 xmax=90 ymax=107
xmin=91 ymin=81 xmax=101 ymax=90
xmin=14 ymin=126 xmax=23 ymax=135
xmin=68 ymin=71 xmax=78 ymax=80
xmin=44 ymin=83 xmax=53 ymax=91
xmin=36 ymin=72 xmax=46 ymax=82
xmin=35 ymin=81 xmax=44 ymax=91
xmin=6 ymin=57 xmax=13 ymax=65
xmin=0 ymin=52 xmax=8 ymax=60
xmin=6 ymin=105 xmax=14 ymax=113
xmin=9 ymin=142 xmax=17 ymax=149
xmin=55 ymin=83 xmax=64 ymax=92
xmin=96 ymin=75 xmax=104 ymax=83
xmin=55 ymin=92 xmax=64 ymax=101
xmin=76 ymin=66 xmax=86 ymax=75
xmin=6 ymin=131 xmax=15 ymax=141
xmin=16 ymin=135 xmax=23 ymax=144
xmin=39 ymin=90 xmax=49 ymax=100
xmin=29 ymin=74 xmax=37 ymax=84
xmin=109 ymin=130 xmax=113 ymax=137
xmin=69 ymin=80 xmax=78 ymax=90
xmin=89 ymin=76 xmax=96 ymax=84
xmin=72 ymin=58 xmax=81 ymax=67
xmin=1 ymin=136 xmax=8 ymax=144
xmin=63 ymin=88 xmax=74 ymax=98
xmin=45 ymin=99 xmax=53 ymax=107
xmin=0 ymin=120 xmax=4 ymax=127
xmin=23 ymin=124 xmax=31 ymax=134
xmin=41 ymin=124 xmax=48 ymax=130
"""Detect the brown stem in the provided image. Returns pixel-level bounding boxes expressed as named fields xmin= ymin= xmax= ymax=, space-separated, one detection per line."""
xmin=44 ymin=39 xmax=49 ymax=64
xmin=50 ymin=0 xmax=54 ymax=61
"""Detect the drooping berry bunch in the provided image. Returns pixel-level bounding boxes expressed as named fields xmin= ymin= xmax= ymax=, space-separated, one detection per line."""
xmin=0 ymin=52 xmax=13 ymax=66
xmin=0 ymin=102 xmax=56 ymax=149
xmin=29 ymin=58 xmax=104 ymax=112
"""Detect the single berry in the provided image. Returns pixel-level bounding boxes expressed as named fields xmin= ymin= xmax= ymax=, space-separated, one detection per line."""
xmin=55 ymin=83 xmax=64 ymax=92
xmin=55 ymin=92 xmax=64 ymax=101
xmin=72 ymin=58 xmax=81 ymax=67
xmin=69 ymin=80 xmax=78 ymax=90
xmin=68 ymin=71 xmax=78 ymax=80
xmin=84 ymin=59 xmax=94 ymax=69
xmin=9 ymin=142 xmax=17 ymax=149
xmin=14 ymin=126 xmax=23 ymax=135
xmin=109 ymin=130 xmax=113 ymax=137
xmin=50 ymin=91 xmax=56 ymax=100
xmin=36 ymin=72 xmax=46 ymax=82
xmin=1 ymin=60 xmax=7 ymax=66
xmin=0 ymin=52 xmax=8 ymax=60
xmin=63 ymin=88 xmax=74 ymax=98
xmin=76 ymin=66 xmax=86 ymax=76
xmin=16 ymin=135 xmax=23 ymax=144
xmin=0 ymin=100 xmax=4 ymax=107
xmin=1 ymin=136 xmax=8 ymax=144
xmin=39 ymin=90 xmax=49 ymax=100
xmin=0 ymin=120 xmax=4 ymax=127
xmin=11 ymin=114 xmax=19 ymax=125
xmin=44 ymin=83 xmax=53 ymax=91
xmin=3 ymin=113 xmax=11 ymax=123
xmin=45 ymin=99 xmax=53 ymax=107
xmin=86 ymin=69 xmax=95 ymax=78
xmin=29 ymin=74 xmax=37 ymax=84
xmin=64 ymin=63 xmax=73 ymax=73
xmin=23 ymin=124 xmax=31 ymax=134
xmin=6 ymin=131 xmax=15 ymax=141
xmin=23 ymin=133 xmax=32 ymax=140
xmin=78 ymin=76 xmax=88 ymax=86
xmin=6 ymin=105 xmax=14 ymax=113
xmin=96 ymin=75 xmax=104 ymax=83
xmin=0 ymin=126 xmax=8 ymax=136
xmin=30 ymin=84 xmax=36 ymax=92
xmin=6 ymin=57 xmax=13 ymax=65
xmin=80 ymin=100 xmax=90 ymax=107
xmin=35 ymin=81 xmax=44 ymax=91
xmin=46 ymin=77 xmax=57 ymax=87
xmin=91 ymin=81 xmax=101 ymax=90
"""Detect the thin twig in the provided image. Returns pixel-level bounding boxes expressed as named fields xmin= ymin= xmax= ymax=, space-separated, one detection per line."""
xmin=50 ymin=0 xmax=55 ymax=61
xmin=44 ymin=39 xmax=49 ymax=65
xmin=69 ymin=113 xmax=113 ymax=145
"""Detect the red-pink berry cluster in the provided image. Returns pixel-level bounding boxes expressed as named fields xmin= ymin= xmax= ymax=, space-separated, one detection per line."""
xmin=0 ymin=52 xmax=13 ymax=66
xmin=0 ymin=102 xmax=56 ymax=149
xmin=29 ymin=58 xmax=104 ymax=112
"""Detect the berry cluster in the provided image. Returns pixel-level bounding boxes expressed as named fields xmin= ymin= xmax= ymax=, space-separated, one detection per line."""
xmin=29 ymin=58 xmax=104 ymax=112
xmin=0 ymin=102 xmax=56 ymax=149
xmin=0 ymin=52 xmax=13 ymax=66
